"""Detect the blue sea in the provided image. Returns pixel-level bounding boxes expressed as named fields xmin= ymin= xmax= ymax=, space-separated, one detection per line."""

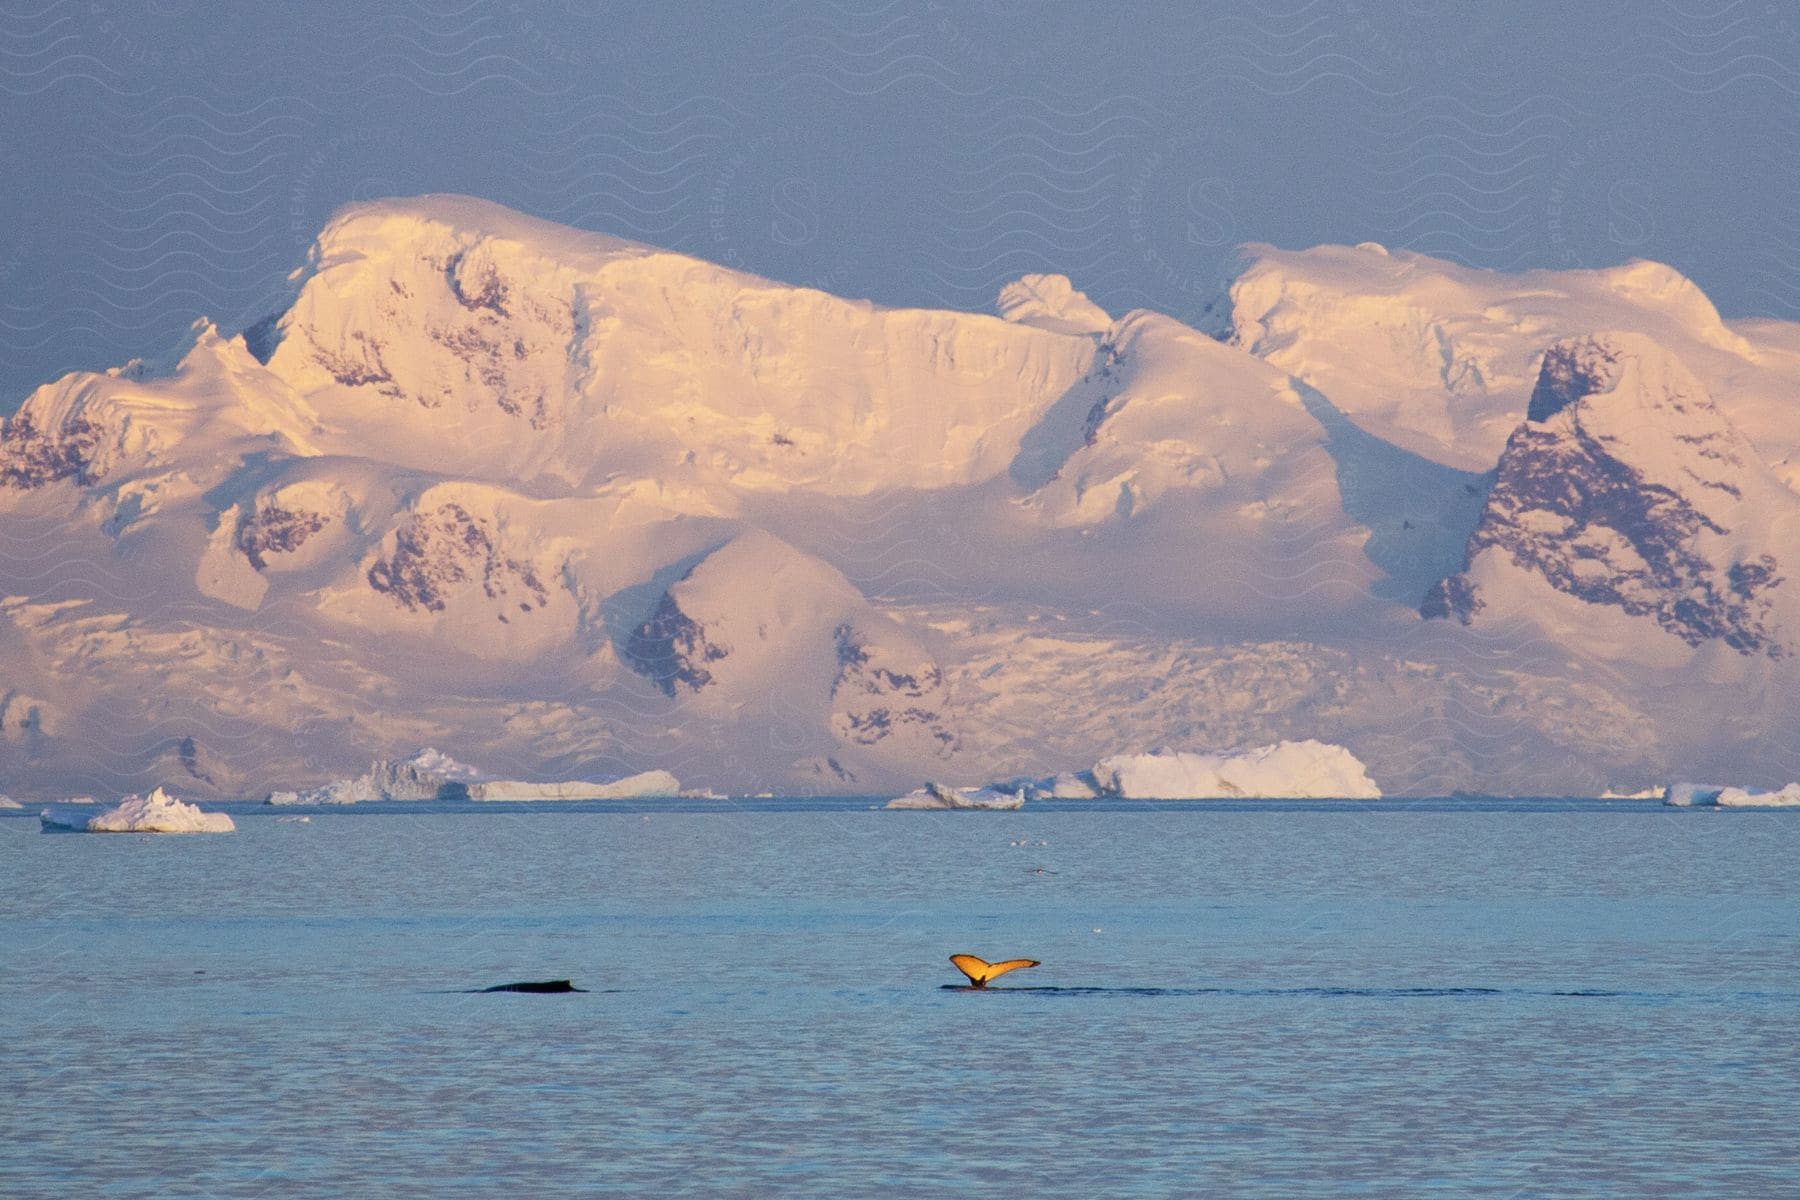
xmin=4 ymin=798 xmax=1798 ymax=1198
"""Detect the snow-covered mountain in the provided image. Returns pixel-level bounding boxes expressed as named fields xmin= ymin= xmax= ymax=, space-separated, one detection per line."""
xmin=1 ymin=194 xmax=1796 ymax=799
xmin=1423 ymin=333 xmax=1797 ymax=661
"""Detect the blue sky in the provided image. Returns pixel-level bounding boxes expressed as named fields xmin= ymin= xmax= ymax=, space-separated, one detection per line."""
xmin=3 ymin=0 xmax=1795 ymax=404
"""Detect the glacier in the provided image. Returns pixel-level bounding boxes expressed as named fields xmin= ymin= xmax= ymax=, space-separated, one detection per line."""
xmin=1 ymin=194 xmax=1798 ymax=799
xmin=40 ymin=787 xmax=234 ymax=833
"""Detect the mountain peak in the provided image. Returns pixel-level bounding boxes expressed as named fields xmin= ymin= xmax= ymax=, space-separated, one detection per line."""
xmin=311 ymin=194 xmax=663 ymax=273
xmin=1525 ymin=335 xmax=1626 ymax=423
xmin=997 ymin=273 xmax=1111 ymax=336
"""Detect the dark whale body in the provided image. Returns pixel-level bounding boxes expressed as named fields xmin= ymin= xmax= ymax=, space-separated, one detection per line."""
xmin=475 ymin=979 xmax=586 ymax=993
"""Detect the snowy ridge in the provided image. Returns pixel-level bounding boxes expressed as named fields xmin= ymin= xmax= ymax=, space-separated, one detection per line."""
xmin=1214 ymin=244 xmax=1798 ymax=483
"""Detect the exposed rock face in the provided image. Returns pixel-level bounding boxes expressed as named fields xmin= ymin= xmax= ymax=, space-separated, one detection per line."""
xmin=624 ymin=593 xmax=729 ymax=696
xmin=0 ymin=412 xmax=101 ymax=490
xmin=830 ymin=624 xmax=957 ymax=754
xmin=1525 ymin=338 xmax=1620 ymax=424
xmin=366 ymin=503 xmax=549 ymax=618
xmin=1424 ymin=333 xmax=1792 ymax=655
xmin=237 ymin=504 xmax=330 ymax=570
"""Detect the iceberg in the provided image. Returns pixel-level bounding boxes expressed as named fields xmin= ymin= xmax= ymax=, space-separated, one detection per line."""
xmin=267 ymin=747 xmax=486 ymax=804
xmin=886 ymin=782 xmax=1026 ymax=810
xmin=1665 ymin=782 xmax=1800 ymax=808
xmin=268 ymin=749 xmax=683 ymax=804
xmin=1599 ymin=786 xmax=1666 ymax=800
xmin=466 ymin=770 xmax=682 ymax=801
xmin=1085 ymin=740 xmax=1380 ymax=799
xmin=40 ymin=787 xmax=235 ymax=833
xmin=0 ymin=794 xmax=22 ymax=809
xmin=1006 ymin=772 xmax=1099 ymax=801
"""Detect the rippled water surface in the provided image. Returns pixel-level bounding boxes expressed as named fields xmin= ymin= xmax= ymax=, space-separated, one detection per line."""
xmin=4 ymin=800 xmax=1799 ymax=1197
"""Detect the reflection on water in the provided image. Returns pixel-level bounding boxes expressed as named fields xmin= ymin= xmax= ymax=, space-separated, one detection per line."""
xmin=2 ymin=802 xmax=1797 ymax=1197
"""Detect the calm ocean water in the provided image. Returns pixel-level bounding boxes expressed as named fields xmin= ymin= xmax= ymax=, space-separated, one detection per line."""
xmin=4 ymin=799 xmax=1798 ymax=1198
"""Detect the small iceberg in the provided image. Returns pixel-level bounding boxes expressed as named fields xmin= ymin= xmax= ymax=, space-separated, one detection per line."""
xmin=887 ymin=782 xmax=1026 ymax=810
xmin=1665 ymin=782 xmax=1800 ymax=808
xmin=41 ymin=786 xmax=235 ymax=833
xmin=1600 ymin=786 xmax=1666 ymax=800
xmin=0 ymin=794 xmax=23 ymax=809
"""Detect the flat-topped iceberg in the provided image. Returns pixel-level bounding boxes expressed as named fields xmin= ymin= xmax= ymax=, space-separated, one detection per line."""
xmin=1074 ymin=740 xmax=1380 ymax=799
xmin=1665 ymin=782 xmax=1800 ymax=808
xmin=41 ymin=787 xmax=235 ymax=833
xmin=267 ymin=749 xmax=684 ymax=804
xmin=466 ymin=770 xmax=682 ymax=801
xmin=886 ymin=782 xmax=1026 ymax=810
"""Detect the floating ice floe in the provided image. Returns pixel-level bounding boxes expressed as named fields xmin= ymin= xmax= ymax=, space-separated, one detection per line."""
xmin=0 ymin=794 xmax=23 ymax=809
xmin=1019 ymin=740 xmax=1381 ymax=800
xmin=886 ymin=782 xmax=1026 ymax=810
xmin=41 ymin=787 xmax=235 ymax=833
xmin=1664 ymin=782 xmax=1800 ymax=808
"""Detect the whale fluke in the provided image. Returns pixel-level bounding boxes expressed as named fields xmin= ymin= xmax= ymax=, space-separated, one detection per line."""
xmin=949 ymin=954 xmax=1040 ymax=988
xmin=475 ymin=979 xmax=586 ymax=993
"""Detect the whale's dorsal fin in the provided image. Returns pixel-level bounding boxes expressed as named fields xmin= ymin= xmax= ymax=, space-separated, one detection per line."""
xmin=949 ymin=954 xmax=1040 ymax=987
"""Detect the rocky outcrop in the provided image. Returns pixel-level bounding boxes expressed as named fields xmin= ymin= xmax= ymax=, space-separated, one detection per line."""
xmin=0 ymin=411 xmax=101 ymax=490
xmin=237 ymin=504 xmax=330 ymax=570
xmin=366 ymin=503 xmax=550 ymax=618
xmin=830 ymin=624 xmax=957 ymax=754
xmin=624 ymin=593 xmax=729 ymax=696
xmin=1424 ymin=333 xmax=1792 ymax=655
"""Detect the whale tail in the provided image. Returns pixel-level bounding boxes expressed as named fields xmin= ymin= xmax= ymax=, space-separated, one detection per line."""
xmin=949 ymin=954 xmax=1040 ymax=988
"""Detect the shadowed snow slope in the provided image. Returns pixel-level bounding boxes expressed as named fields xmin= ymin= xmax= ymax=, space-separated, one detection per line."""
xmin=1 ymin=195 xmax=1798 ymax=798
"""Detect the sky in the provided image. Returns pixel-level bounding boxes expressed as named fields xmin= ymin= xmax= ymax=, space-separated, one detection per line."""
xmin=3 ymin=0 xmax=1796 ymax=406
